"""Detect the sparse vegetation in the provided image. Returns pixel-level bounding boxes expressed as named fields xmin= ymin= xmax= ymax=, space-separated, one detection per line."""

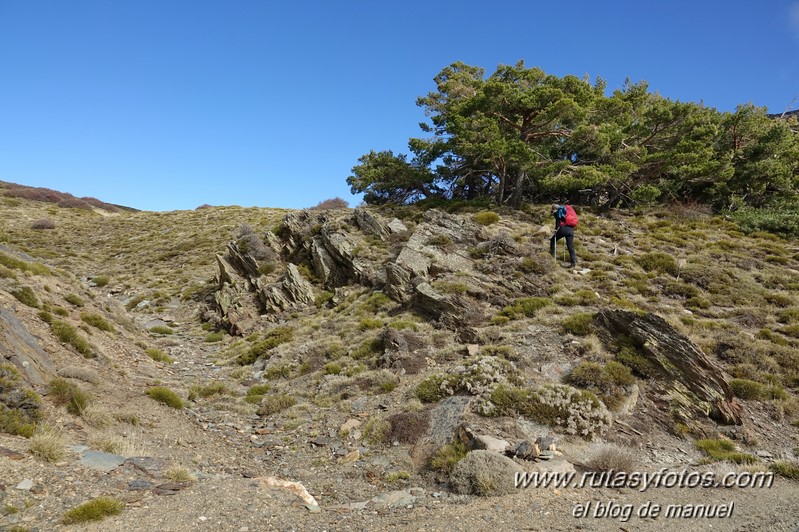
xmin=473 ymin=211 xmax=500 ymax=226
xmin=145 ymin=386 xmax=184 ymax=409
xmin=257 ymin=393 xmax=296 ymax=416
xmin=695 ymin=438 xmax=758 ymax=464
xmin=11 ymin=285 xmax=39 ymax=308
xmin=48 ymin=377 xmax=90 ymax=416
xmin=50 ymin=320 xmax=92 ymax=356
xmin=81 ymin=312 xmax=115 ymax=332
xmin=145 ymin=348 xmax=173 ymax=363
xmin=28 ymin=426 xmax=65 ymax=462
xmin=62 ymin=497 xmax=125 ymax=524
xmin=429 ymin=440 xmax=469 ymax=473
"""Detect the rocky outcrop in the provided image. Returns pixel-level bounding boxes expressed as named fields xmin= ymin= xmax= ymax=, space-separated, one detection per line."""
xmin=594 ymin=310 xmax=743 ymax=425
xmin=0 ymin=304 xmax=54 ymax=386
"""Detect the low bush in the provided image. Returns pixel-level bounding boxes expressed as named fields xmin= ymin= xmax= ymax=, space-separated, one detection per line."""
xmin=81 ymin=312 xmax=115 ymax=332
xmin=585 ymin=444 xmax=639 ymax=472
xmin=695 ymin=438 xmax=758 ymax=464
xmin=473 ymin=211 xmax=500 ymax=226
xmin=429 ymin=440 xmax=469 ymax=473
xmin=499 ymin=297 xmax=552 ymax=320
xmin=769 ymin=460 xmax=799 ymax=480
xmin=638 ymin=252 xmax=679 ymax=275
xmin=31 ymin=218 xmax=56 ymax=230
xmin=386 ymin=411 xmax=430 ymax=445
xmin=91 ymin=275 xmax=111 ymax=287
xmin=62 ymin=497 xmax=125 ymax=524
xmin=0 ymin=364 xmax=43 ymax=437
xmin=450 ymin=450 xmax=523 ymax=496
xmin=48 ymin=377 xmax=90 ymax=416
xmin=145 ymin=386 xmax=184 ymax=409
xmin=148 ymin=325 xmax=174 ymax=335
xmin=560 ymin=313 xmax=595 ymax=336
xmin=145 ymin=348 xmax=172 ymax=363
xmin=65 ymin=294 xmax=85 ymax=307
xmin=28 ymin=426 xmax=65 ymax=462
xmin=10 ymin=285 xmax=39 ymax=308
xmin=238 ymin=326 xmax=294 ymax=365
xmin=50 ymin=320 xmax=93 ymax=356
xmin=257 ymin=393 xmax=296 ymax=416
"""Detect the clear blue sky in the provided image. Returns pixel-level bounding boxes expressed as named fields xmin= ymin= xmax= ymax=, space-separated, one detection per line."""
xmin=1 ymin=1 xmax=797 ymax=211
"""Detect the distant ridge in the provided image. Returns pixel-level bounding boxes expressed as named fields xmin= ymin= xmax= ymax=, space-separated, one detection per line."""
xmin=0 ymin=181 xmax=138 ymax=212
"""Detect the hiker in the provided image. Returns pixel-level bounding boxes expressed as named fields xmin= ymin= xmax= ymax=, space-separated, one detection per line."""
xmin=550 ymin=204 xmax=577 ymax=267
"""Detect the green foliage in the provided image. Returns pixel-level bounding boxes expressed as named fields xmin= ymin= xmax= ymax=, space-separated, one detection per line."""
xmin=145 ymin=348 xmax=172 ymax=363
xmin=359 ymin=317 xmax=383 ymax=330
xmin=0 ymin=251 xmax=50 ymax=275
xmin=0 ymin=364 xmax=43 ymax=437
xmin=350 ymin=62 xmax=796 ymax=209
xmin=473 ymin=211 xmax=500 ymax=225
xmin=244 ymin=384 xmax=270 ymax=404
xmin=188 ymin=382 xmax=229 ymax=401
xmin=769 ymin=461 xmax=799 ymax=480
xmin=566 ymin=361 xmax=635 ymax=410
xmin=204 ymin=331 xmax=224 ymax=343
xmin=729 ymin=378 xmax=786 ymax=401
xmin=415 ymin=375 xmax=449 ymax=403
xmin=695 ymin=439 xmax=758 ymax=464
xmin=80 ymin=312 xmax=114 ymax=332
xmin=429 ymin=440 xmax=469 ymax=473
xmin=560 ymin=313 xmax=595 ymax=336
xmin=48 ymin=378 xmax=90 ymax=416
xmin=65 ymin=294 xmax=85 ymax=306
xmin=237 ymin=326 xmax=294 ymax=365
xmin=499 ymin=297 xmax=552 ymax=320
xmin=146 ymin=386 xmax=184 ymax=409
xmin=638 ymin=252 xmax=679 ymax=275
xmin=362 ymin=418 xmax=391 ymax=446
xmin=257 ymin=393 xmax=296 ymax=416
xmin=91 ymin=275 xmax=111 ymax=287
xmin=10 ymin=286 xmax=38 ymax=308
xmin=50 ymin=320 xmax=92 ymax=357
xmin=732 ymin=199 xmax=799 ymax=236
xmin=315 ymin=290 xmax=334 ymax=307
xmin=62 ymin=497 xmax=125 ymax=524
xmin=148 ymin=325 xmax=174 ymax=335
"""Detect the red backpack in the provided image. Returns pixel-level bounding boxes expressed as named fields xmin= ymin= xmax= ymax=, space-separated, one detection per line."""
xmin=563 ymin=205 xmax=579 ymax=227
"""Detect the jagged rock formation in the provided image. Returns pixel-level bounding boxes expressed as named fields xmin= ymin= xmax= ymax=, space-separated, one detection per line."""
xmin=594 ymin=309 xmax=743 ymax=426
xmin=0 ymin=304 xmax=54 ymax=386
xmin=206 ymin=208 xmax=529 ymax=334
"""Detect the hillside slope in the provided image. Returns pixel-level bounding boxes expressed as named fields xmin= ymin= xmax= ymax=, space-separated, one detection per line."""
xmin=1 ymin=187 xmax=798 ymax=530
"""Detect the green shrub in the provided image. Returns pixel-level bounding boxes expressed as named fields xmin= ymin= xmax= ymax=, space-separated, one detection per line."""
xmin=258 ymin=262 xmax=277 ymax=276
xmin=362 ymin=418 xmax=390 ymax=446
xmin=80 ymin=312 xmax=114 ymax=332
xmin=315 ymin=290 xmax=334 ymax=307
xmin=204 ymin=332 xmax=224 ymax=343
xmin=148 ymin=325 xmax=174 ymax=335
xmin=38 ymin=310 xmax=53 ymax=323
xmin=560 ymin=313 xmax=595 ymax=336
xmin=359 ymin=317 xmax=383 ymax=330
xmin=48 ymin=378 xmax=90 ymax=416
xmin=415 ymin=375 xmax=449 ymax=403
xmin=566 ymin=361 xmax=635 ymax=410
xmin=0 ymin=364 xmax=43 ymax=436
xmin=731 ymin=199 xmax=799 ymax=236
xmin=695 ymin=439 xmax=758 ymax=464
xmin=729 ymin=379 xmax=767 ymax=400
xmin=0 ymin=251 xmax=50 ymax=275
xmin=65 ymin=294 xmax=85 ymax=307
xmin=53 ymin=306 xmax=69 ymax=316
xmin=351 ymin=337 xmax=383 ymax=361
xmin=245 ymin=384 xmax=270 ymax=404
xmin=323 ymin=362 xmax=342 ymax=375
xmin=62 ymin=497 xmax=125 ymax=524
xmin=91 ymin=275 xmax=111 ymax=287
xmin=145 ymin=348 xmax=172 ymax=363
xmin=146 ymin=386 xmax=184 ymax=409
xmin=473 ymin=211 xmax=500 ymax=226
xmin=429 ymin=440 xmax=468 ymax=473
xmin=499 ymin=297 xmax=552 ymax=320
xmin=188 ymin=382 xmax=229 ymax=401
xmin=10 ymin=286 xmax=38 ymax=308
xmin=638 ymin=252 xmax=678 ymax=275
xmin=257 ymin=393 xmax=296 ymax=416
xmin=237 ymin=326 xmax=294 ymax=365
xmin=769 ymin=460 xmax=799 ymax=480
xmin=50 ymin=320 xmax=92 ymax=357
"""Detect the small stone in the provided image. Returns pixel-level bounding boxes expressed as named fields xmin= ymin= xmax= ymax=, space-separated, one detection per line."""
xmin=466 ymin=344 xmax=479 ymax=357
xmin=311 ymin=436 xmax=332 ymax=447
xmin=128 ymin=480 xmax=155 ymax=491
xmin=199 ymin=516 xmax=207 ymax=522
xmin=15 ymin=479 xmax=33 ymax=491
xmin=339 ymin=449 xmax=360 ymax=464
xmin=340 ymin=419 xmax=362 ymax=434
xmin=0 ymin=447 xmax=25 ymax=460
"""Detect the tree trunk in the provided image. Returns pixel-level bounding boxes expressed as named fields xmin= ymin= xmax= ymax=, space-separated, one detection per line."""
xmin=510 ymin=169 xmax=526 ymax=209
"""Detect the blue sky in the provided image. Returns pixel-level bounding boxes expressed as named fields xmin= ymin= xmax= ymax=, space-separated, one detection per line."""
xmin=1 ymin=1 xmax=797 ymax=211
